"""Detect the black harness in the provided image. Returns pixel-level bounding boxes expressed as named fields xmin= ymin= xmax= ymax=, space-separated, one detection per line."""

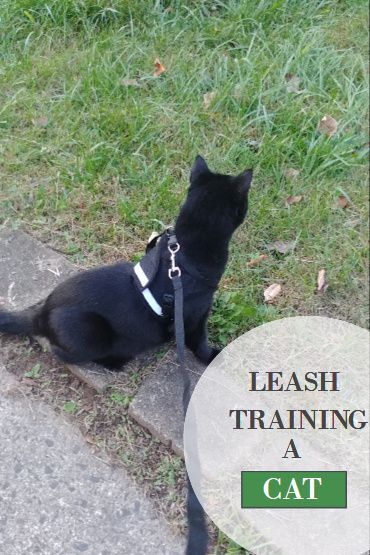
xmin=132 ymin=231 xmax=173 ymax=318
xmin=132 ymin=227 xmax=217 ymax=321
xmin=133 ymin=227 xmax=209 ymax=554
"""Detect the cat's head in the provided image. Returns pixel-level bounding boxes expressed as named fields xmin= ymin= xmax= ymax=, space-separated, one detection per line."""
xmin=185 ymin=155 xmax=253 ymax=232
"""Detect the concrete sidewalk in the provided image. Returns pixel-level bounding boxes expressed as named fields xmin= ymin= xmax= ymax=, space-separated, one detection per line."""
xmin=0 ymin=363 xmax=184 ymax=555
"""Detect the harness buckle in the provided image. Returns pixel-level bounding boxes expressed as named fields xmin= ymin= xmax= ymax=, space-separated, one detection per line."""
xmin=168 ymin=242 xmax=180 ymax=254
xmin=167 ymin=238 xmax=181 ymax=280
xmin=168 ymin=267 xmax=181 ymax=279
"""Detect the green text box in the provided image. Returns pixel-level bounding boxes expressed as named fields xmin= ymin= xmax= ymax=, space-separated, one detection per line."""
xmin=241 ymin=471 xmax=347 ymax=509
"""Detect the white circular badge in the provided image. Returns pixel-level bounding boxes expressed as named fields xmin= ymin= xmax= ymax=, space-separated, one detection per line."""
xmin=184 ymin=317 xmax=369 ymax=555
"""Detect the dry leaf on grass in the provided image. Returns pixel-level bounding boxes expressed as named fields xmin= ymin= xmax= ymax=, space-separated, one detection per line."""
xmin=121 ymin=78 xmax=142 ymax=88
xmin=264 ymin=283 xmax=282 ymax=303
xmin=266 ymin=240 xmax=295 ymax=254
xmin=285 ymin=73 xmax=304 ymax=94
xmin=32 ymin=116 xmax=49 ymax=127
xmin=285 ymin=195 xmax=303 ymax=206
xmin=85 ymin=434 xmax=97 ymax=445
xmin=247 ymin=254 xmax=268 ymax=267
xmin=283 ymin=168 xmax=300 ymax=180
xmin=246 ymin=138 xmax=262 ymax=152
xmin=153 ymin=58 xmax=166 ymax=77
xmin=318 ymin=115 xmax=338 ymax=137
xmin=148 ymin=231 xmax=160 ymax=243
xmin=317 ymin=269 xmax=328 ymax=293
xmin=335 ymin=195 xmax=349 ymax=209
xmin=203 ymin=91 xmax=216 ymax=109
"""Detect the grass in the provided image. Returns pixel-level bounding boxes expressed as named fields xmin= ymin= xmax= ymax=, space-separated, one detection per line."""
xmin=0 ymin=1 xmax=368 ymax=553
xmin=1 ymin=0 xmax=369 ymax=339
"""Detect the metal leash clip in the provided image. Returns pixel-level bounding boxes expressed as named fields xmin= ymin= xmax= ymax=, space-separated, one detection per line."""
xmin=168 ymin=241 xmax=181 ymax=279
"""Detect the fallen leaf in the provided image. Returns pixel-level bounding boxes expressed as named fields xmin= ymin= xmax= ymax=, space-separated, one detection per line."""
xmin=318 ymin=115 xmax=338 ymax=137
xmin=246 ymin=138 xmax=262 ymax=152
xmin=283 ymin=168 xmax=300 ymax=180
xmin=285 ymin=195 xmax=303 ymax=206
xmin=32 ymin=116 xmax=48 ymax=127
xmin=335 ymin=195 xmax=349 ymax=209
xmin=264 ymin=283 xmax=282 ymax=303
xmin=85 ymin=434 xmax=97 ymax=445
xmin=247 ymin=254 xmax=268 ymax=267
xmin=266 ymin=240 xmax=295 ymax=254
xmin=203 ymin=91 xmax=216 ymax=109
xmin=317 ymin=269 xmax=328 ymax=293
xmin=148 ymin=231 xmax=160 ymax=243
xmin=153 ymin=58 xmax=166 ymax=77
xmin=121 ymin=78 xmax=142 ymax=88
xmin=285 ymin=73 xmax=304 ymax=94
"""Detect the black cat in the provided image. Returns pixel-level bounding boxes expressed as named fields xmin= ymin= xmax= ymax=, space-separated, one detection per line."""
xmin=0 ymin=155 xmax=252 ymax=555
xmin=0 ymin=156 xmax=252 ymax=369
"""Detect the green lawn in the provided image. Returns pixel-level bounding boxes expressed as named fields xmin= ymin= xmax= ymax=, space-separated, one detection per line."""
xmin=1 ymin=0 xmax=368 ymax=343
xmin=0 ymin=2 xmax=368 ymax=550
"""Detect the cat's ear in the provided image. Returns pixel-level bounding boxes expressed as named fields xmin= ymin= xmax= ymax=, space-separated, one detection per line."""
xmin=191 ymin=155 xmax=209 ymax=181
xmin=236 ymin=168 xmax=253 ymax=194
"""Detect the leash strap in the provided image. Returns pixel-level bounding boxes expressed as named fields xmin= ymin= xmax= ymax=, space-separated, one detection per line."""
xmin=167 ymin=230 xmax=208 ymax=555
xmin=167 ymin=233 xmax=189 ymax=405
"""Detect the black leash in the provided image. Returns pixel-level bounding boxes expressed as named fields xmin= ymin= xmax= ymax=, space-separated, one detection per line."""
xmin=167 ymin=231 xmax=208 ymax=555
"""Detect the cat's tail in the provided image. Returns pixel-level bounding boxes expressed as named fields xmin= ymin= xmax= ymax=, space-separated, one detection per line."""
xmin=0 ymin=302 xmax=43 ymax=336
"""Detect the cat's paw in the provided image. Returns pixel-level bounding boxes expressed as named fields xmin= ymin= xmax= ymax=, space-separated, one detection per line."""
xmin=208 ymin=346 xmax=221 ymax=362
xmin=195 ymin=345 xmax=221 ymax=365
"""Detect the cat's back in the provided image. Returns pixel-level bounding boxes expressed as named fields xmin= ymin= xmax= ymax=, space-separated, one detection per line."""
xmin=44 ymin=261 xmax=134 ymax=309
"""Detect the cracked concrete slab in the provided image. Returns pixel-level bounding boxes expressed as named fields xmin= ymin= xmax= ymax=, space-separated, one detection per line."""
xmin=0 ymin=363 xmax=184 ymax=555
xmin=129 ymin=348 xmax=205 ymax=457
